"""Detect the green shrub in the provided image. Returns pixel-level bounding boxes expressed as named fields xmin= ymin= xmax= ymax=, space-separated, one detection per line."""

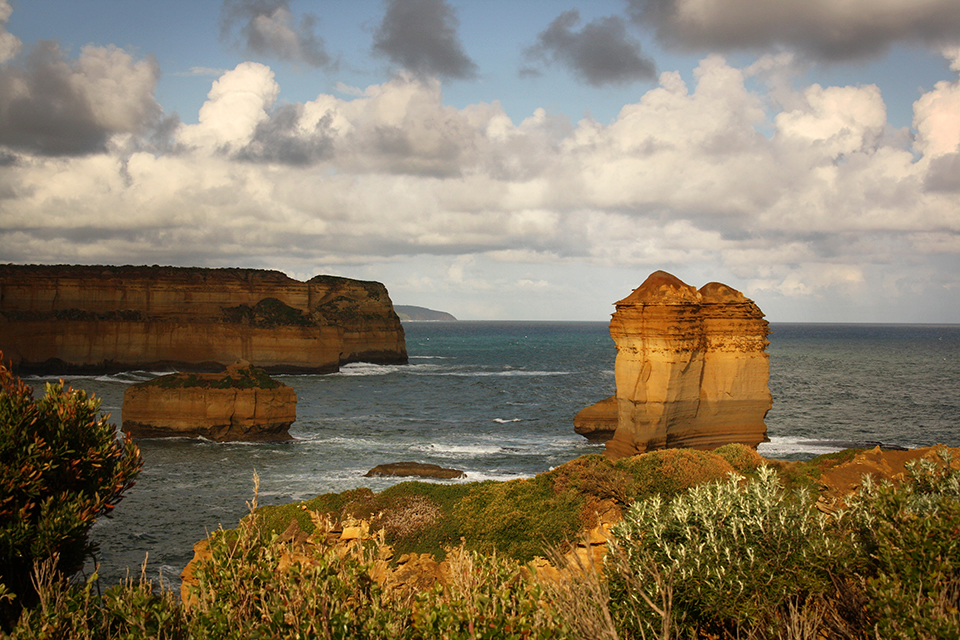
xmin=186 ymin=517 xmax=400 ymax=639
xmin=714 ymin=443 xmax=765 ymax=473
xmin=844 ymin=450 xmax=960 ymax=638
xmin=8 ymin=561 xmax=185 ymax=640
xmin=0 ymin=355 xmax=142 ymax=629
xmin=454 ymin=477 xmax=583 ymax=562
xmin=612 ymin=448 xmax=737 ymax=501
xmin=608 ymin=466 xmax=845 ymax=638
xmin=409 ymin=550 xmax=569 ymax=639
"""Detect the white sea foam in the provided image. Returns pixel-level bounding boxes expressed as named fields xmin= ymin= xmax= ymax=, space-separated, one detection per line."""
xmin=336 ymin=362 xmax=441 ymax=376
xmin=758 ymin=437 xmax=846 ymax=458
xmin=408 ymin=443 xmax=503 ymax=457
xmin=461 ymin=470 xmax=533 ymax=482
xmin=429 ymin=370 xmax=572 ymax=377
xmin=493 ymin=418 xmax=521 ymax=423
xmin=95 ymin=371 xmax=172 ymax=384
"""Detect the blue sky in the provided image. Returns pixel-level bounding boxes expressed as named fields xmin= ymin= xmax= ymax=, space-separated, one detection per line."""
xmin=1 ymin=0 xmax=959 ymax=322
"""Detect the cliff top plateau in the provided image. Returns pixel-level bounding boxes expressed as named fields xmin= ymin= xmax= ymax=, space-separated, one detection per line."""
xmin=0 ymin=264 xmax=407 ymax=374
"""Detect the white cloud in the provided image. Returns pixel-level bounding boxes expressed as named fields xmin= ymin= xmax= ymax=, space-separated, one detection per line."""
xmin=914 ymin=53 xmax=960 ymax=157
xmin=3 ymin=55 xmax=960 ymax=321
xmin=0 ymin=42 xmax=160 ymax=154
xmin=177 ymin=62 xmax=279 ymax=151
xmin=0 ymin=0 xmax=20 ymax=63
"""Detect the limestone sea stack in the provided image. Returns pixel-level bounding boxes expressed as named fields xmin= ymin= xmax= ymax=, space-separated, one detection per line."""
xmin=0 ymin=265 xmax=407 ymax=374
xmin=603 ymin=271 xmax=771 ymax=460
xmin=122 ymin=362 xmax=296 ymax=441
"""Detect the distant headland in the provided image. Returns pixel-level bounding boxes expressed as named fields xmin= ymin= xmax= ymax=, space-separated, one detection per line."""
xmin=394 ymin=305 xmax=457 ymax=322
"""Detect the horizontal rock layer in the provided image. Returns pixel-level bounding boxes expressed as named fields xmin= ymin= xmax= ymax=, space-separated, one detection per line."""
xmin=0 ymin=265 xmax=407 ymax=374
xmin=603 ymin=271 xmax=771 ymax=459
xmin=573 ymin=395 xmax=618 ymax=443
xmin=122 ymin=363 xmax=297 ymax=441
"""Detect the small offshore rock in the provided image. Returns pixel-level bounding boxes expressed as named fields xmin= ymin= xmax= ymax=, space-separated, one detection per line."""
xmin=364 ymin=461 xmax=466 ymax=480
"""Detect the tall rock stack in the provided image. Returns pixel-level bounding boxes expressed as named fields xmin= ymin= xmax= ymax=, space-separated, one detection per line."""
xmin=603 ymin=271 xmax=770 ymax=460
xmin=692 ymin=282 xmax=772 ymax=450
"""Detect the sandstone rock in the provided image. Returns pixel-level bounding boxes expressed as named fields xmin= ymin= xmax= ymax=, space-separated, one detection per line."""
xmin=573 ymin=395 xmax=618 ymax=442
xmin=0 ymin=264 xmax=406 ymax=374
xmin=816 ymin=444 xmax=960 ymax=512
xmin=603 ymin=271 xmax=771 ymax=459
xmin=122 ymin=362 xmax=296 ymax=441
xmin=364 ymin=461 xmax=466 ymax=480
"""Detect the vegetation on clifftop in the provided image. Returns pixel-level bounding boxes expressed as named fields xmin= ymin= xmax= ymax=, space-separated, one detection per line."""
xmin=7 ymin=446 xmax=960 ymax=638
xmin=142 ymin=365 xmax=281 ymax=390
xmin=3 ymin=363 xmax=959 ymax=638
xmin=220 ymin=297 xmax=314 ymax=328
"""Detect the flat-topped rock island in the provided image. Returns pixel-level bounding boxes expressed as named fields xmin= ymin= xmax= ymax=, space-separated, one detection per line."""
xmin=122 ymin=361 xmax=297 ymax=442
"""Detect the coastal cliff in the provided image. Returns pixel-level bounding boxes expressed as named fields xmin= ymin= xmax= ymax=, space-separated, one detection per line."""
xmin=0 ymin=265 xmax=407 ymax=374
xmin=601 ymin=271 xmax=771 ymax=459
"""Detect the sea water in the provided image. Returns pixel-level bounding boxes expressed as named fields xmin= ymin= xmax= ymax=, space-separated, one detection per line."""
xmin=21 ymin=322 xmax=960 ymax=590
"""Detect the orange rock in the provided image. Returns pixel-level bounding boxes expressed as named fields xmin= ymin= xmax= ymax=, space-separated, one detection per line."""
xmin=0 ymin=264 xmax=406 ymax=374
xmin=122 ymin=363 xmax=296 ymax=441
xmin=603 ymin=271 xmax=770 ymax=459
xmin=573 ymin=395 xmax=618 ymax=442
xmin=817 ymin=444 xmax=960 ymax=511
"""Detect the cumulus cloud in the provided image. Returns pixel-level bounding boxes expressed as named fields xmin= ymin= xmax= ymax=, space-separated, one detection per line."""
xmin=178 ymin=62 xmax=280 ymax=152
xmin=0 ymin=0 xmax=21 ymax=63
xmin=220 ymin=0 xmax=331 ymax=68
xmin=627 ymin=0 xmax=960 ymax=61
xmin=372 ymin=0 xmax=478 ymax=80
xmin=3 ymin=55 xmax=960 ymax=320
xmin=913 ymin=59 xmax=960 ymax=157
xmin=0 ymin=41 xmax=161 ymax=155
xmin=523 ymin=10 xmax=656 ymax=86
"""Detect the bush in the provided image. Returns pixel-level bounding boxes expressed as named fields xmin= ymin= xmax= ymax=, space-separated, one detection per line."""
xmin=409 ymin=549 xmax=570 ymax=639
xmin=608 ymin=466 xmax=846 ymax=638
xmin=454 ymin=477 xmax=583 ymax=562
xmin=0 ymin=354 xmax=142 ymax=628
xmin=186 ymin=517 xmax=400 ymax=639
xmin=844 ymin=450 xmax=960 ymax=637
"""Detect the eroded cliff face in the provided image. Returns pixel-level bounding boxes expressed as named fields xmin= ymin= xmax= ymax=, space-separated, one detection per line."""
xmin=603 ymin=271 xmax=771 ymax=460
xmin=0 ymin=265 xmax=407 ymax=374
xmin=122 ymin=362 xmax=297 ymax=441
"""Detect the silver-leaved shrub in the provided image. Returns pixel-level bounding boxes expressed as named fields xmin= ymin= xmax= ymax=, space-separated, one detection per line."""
xmin=608 ymin=466 xmax=845 ymax=638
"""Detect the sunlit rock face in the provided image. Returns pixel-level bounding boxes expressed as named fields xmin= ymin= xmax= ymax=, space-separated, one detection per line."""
xmin=122 ymin=362 xmax=297 ymax=442
xmin=603 ymin=271 xmax=770 ymax=460
xmin=573 ymin=395 xmax=618 ymax=443
xmin=0 ymin=265 xmax=407 ymax=374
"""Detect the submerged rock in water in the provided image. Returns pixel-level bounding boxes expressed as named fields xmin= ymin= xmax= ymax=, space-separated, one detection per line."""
xmin=122 ymin=361 xmax=296 ymax=442
xmin=585 ymin=271 xmax=771 ymax=459
xmin=364 ymin=462 xmax=466 ymax=479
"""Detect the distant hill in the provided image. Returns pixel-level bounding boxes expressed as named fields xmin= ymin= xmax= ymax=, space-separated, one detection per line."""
xmin=395 ymin=305 xmax=457 ymax=322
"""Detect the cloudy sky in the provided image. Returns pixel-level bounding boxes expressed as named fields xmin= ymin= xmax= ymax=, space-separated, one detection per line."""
xmin=1 ymin=0 xmax=959 ymax=322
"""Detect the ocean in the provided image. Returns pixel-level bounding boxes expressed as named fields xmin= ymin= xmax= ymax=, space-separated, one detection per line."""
xmin=21 ymin=321 xmax=960 ymax=590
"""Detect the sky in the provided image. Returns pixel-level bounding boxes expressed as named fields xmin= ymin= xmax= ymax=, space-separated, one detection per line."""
xmin=1 ymin=1 xmax=959 ymax=322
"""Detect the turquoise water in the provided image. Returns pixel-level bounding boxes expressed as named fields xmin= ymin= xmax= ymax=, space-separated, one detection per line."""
xmin=23 ymin=321 xmax=960 ymax=589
